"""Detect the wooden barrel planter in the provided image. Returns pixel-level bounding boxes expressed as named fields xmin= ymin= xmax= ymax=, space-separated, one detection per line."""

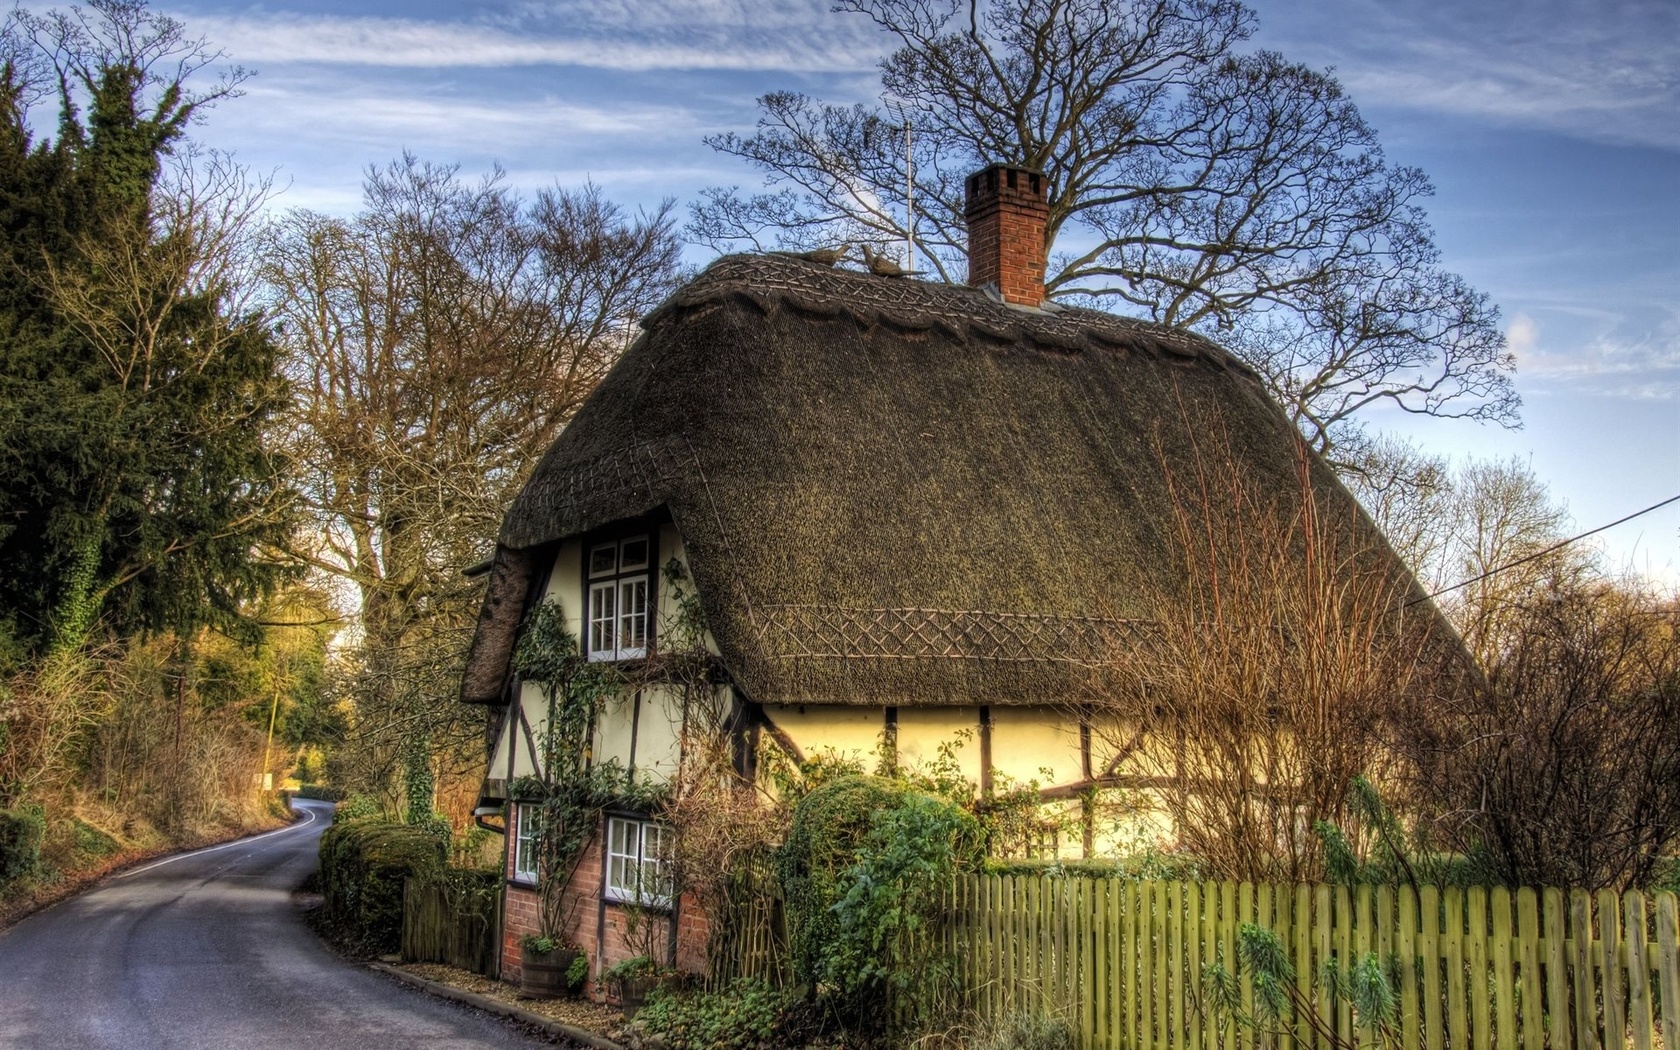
xmin=519 ymin=946 xmax=583 ymax=999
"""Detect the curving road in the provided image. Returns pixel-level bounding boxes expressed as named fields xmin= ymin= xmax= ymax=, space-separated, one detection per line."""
xmin=0 ymin=799 xmax=545 ymax=1049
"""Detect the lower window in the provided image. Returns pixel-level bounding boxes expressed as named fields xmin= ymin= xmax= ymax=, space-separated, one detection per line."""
xmin=512 ymin=803 xmax=539 ymax=884
xmin=604 ymin=815 xmax=670 ymax=907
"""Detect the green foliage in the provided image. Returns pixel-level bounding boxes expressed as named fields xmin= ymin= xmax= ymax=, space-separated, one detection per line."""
xmin=316 ymin=819 xmax=446 ymax=954
xmin=779 ymin=774 xmax=913 ymax=987
xmin=510 ymin=599 xmax=636 ymax=941
xmin=970 ymin=1011 xmax=1077 ymax=1050
xmin=337 ymin=793 xmax=385 ymax=822
xmin=566 ymin=951 xmax=589 ymax=990
xmin=825 ymin=793 xmax=982 ymax=997
xmin=602 ymin=954 xmax=658 ymax=984
xmin=0 ymin=804 xmax=45 ymax=882
xmin=634 ymin=977 xmax=803 ymax=1050
xmin=0 ymin=4 xmax=293 ymax=655
xmin=983 ymin=850 xmax=1203 ymax=882
xmin=778 ymin=774 xmax=982 ymax=1038
xmin=1314 ymin=775 xmax=1492 ymax=890
xmin=1203 ymin=922 xmax=1402 ymax=1049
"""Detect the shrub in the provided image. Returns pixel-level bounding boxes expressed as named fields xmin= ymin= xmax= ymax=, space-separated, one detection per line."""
xmin=778 ymin=774 xmax=982 ymax=1039
xmin=0 ymin=805 xmax=45 ymax=883
xmin=778 ymin=774 xmax=912 ymax=988
xmin=634 ymin=978 xmax=802 ymax=1050
xmin=295 ymin=784 xmax=344 ymax=802
xmin=317 ymin=819 xmax=446 ymax=953
xmin=971 ymin=1011 xmax=1077 ymax=1050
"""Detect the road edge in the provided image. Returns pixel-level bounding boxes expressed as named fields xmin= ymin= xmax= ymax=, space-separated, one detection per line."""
xmin=0 ymin=801 xmax=312 ymax=936
xmin=368 ymin=962 xmax=626 ymax=1050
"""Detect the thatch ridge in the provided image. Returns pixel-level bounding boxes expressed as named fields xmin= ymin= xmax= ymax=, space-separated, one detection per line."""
xmin=461 ymin=253 xmax=1428 ymax=707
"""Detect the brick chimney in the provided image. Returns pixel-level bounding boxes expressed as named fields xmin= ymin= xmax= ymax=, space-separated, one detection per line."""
xmin=965 ymin=163 xmax=1049 ymax=307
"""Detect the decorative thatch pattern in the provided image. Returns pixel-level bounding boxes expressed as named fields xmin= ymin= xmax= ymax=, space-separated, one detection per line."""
xmin=749 ymin=605 xmax=1148 ymax=665
xmin=461 ymin=253 xmax=1416 ymax=707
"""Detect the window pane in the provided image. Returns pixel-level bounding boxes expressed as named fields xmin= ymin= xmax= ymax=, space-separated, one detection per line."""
xmin=609 ymin=817 xmax=635 ymax=856
xmin=618 ymin=577 xmax=648 ymax=656
xmin=589 ymin=543 xmax=617 ymax=577
xmin=619 ymin=536 xmax=649 ymax=571
xmin=588 ymin=582 xmax=616 ymax=658
xmin=515 ymin=805 xmax=539 ymax=881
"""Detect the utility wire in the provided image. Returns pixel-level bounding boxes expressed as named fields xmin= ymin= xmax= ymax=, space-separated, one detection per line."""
xmin=1409 ymin=491 xmax=1680 ymax=606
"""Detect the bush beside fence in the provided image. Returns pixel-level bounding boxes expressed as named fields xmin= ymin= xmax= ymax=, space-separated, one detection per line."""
xmin=710 ymin=872 xmax=1680 ymax=1049
xmin=317 ymin=820 xmax=445 ymax=954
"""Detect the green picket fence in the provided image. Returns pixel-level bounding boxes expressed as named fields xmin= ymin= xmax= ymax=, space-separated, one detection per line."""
xmin=712 ymin=873 xmax=1680 ymax=1049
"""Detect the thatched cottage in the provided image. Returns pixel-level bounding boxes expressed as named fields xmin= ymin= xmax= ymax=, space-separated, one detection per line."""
xmin=459 ymin=164 xmax=1436 ymax=989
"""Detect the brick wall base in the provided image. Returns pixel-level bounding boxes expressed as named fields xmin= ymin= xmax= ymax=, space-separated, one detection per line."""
xmin=500 ymin=810 xmax=711 ymax=1001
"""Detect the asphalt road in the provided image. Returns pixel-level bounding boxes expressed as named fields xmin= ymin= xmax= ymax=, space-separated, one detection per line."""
xmin=0 ymin=799 xmax=546 ymax=1050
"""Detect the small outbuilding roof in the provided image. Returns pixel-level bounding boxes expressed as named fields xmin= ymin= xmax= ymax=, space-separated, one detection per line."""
xmin=461 ymin=252 xmax=1428 ymax=708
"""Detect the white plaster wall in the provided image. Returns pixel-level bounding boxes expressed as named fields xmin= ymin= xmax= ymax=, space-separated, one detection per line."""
xmin=593 ymin=689 xmax=637 ymax=769
xmin=895 ymin=706 xmax=982 ymax=788
xmin=541 ymin=538 xmax=585 ymax=641
xmin=631 ymin=683 xmax=686 ymax=780
xmin=988 ymin=705 xmax=1085 ymax=790
xmin=762 ymin=704 xmax=885 ymax=768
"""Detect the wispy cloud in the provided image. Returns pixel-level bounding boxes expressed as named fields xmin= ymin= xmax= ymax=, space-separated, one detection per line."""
xmin=1515 ymin=312 xmax=1680 ymax=399
xmin=189 ymin=3 xmax=884 ymax=74
xmin=1259 ymin=0 xmax=1680 ymax=150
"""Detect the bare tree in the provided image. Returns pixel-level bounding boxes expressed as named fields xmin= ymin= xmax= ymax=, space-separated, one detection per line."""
xmin=264 ymin=156 xmax=683 ymax=819
xmin=1090 ymin=431 xmax=1458 ymax=882
xmin=1397 ymin=579 xmax=1680 ymax=891
xmin=692 ymin=0 xmax=1515 ymax=453
xmin=1343 ymin=445 xmax=1590 ymax=660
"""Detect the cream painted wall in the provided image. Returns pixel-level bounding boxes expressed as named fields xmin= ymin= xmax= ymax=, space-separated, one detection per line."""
xmin=488 ymin=528 xmax=729 ymax=792
xmin=895 ymin=706 xmax=981 ymax=786
xmin=541 ymin=538 xmax=585 ymax=641
xmin=630 ymin=684 xmax=686 ymax=780
xmin=761 ymin=704 xmax=885 ymax=768
xmin=487 ymin=703 xmax=540 ymax=784
xmin=594 ymin=690 xmax=637 ymax=769
xmin=988 ymin=706 xmax=1085 ymax=789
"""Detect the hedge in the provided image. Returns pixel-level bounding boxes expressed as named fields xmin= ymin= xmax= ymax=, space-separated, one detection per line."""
xmin=0 ymin=805 xmax=45 ymax=884
xmin=318 ymin=819 xmax=446 ymax=953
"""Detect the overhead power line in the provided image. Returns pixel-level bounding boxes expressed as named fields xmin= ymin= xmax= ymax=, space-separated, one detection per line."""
xmin=1410 ymin=491 xmax=1680 ymax=606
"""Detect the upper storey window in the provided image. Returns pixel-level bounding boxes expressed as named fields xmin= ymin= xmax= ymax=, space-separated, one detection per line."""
xmin=586 ymin=535 xmax=650 ymax=661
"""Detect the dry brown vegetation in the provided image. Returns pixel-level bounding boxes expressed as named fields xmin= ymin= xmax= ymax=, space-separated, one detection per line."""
xmin=1089 ymin=431 xmax=1460 ymax=883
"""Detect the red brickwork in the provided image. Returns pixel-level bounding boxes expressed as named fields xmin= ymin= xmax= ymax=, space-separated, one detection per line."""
xmin=964 ymin=164 xmax=1050 ymax=307
xmin=499 ymin=810 xmax=714 ymax=1001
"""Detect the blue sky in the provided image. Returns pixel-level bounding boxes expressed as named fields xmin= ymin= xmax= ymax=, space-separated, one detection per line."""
xmin=166 ymin=0 xmax=1680 ymax=583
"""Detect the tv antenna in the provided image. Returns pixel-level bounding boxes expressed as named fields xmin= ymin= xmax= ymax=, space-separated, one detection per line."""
xmin=883 ymin=96 xmax=916 ymax=271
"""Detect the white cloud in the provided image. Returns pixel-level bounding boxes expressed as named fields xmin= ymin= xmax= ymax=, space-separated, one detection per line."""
xmin=1506 ymin=313 xmax=1539 ymax=357
xmin=1257 ymin=0 xmax=1680 ymax=150
xmin=187 ymin=5 xmax=884 ymax=74
xmin=1515 ymin=316 xmax=1680 ymax=399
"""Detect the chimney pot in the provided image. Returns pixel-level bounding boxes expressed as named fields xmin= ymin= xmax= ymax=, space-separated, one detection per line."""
xmin=965 ymin=162 xmax=1048 ymax=307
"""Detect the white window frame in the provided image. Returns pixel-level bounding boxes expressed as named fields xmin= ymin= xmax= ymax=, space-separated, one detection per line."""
xmin=603 ymin=815 xmax=670 ymax=908
xmin=585 ymin=535 xmax=651 ymax=662
xmin=512 ymin=803 xmax=540 ymax=884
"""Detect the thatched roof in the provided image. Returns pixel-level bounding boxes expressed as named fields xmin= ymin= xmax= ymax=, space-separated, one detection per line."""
xmin=461 ymin=253 xmax=1430 ymax=707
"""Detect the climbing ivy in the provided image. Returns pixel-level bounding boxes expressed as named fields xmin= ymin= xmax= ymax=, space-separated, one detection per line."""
xmin=510 ymin=599 xmax=642 ymax=943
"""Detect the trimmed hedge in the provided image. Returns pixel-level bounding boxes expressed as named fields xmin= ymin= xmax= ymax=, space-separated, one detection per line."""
xmin=295 ymin=784 xmax=344 ymax=802
xmin=0 ymin=805 xmax=45 ymax=883
xmin=318 ymin=819 xmax=446 ymax=954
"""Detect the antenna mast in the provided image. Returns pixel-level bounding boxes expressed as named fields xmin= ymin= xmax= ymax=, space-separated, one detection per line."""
xmin=884 ymin=97 xmax=916 ymax=270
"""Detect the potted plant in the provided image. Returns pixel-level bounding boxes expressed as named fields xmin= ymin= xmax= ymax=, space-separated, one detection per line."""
xmin=603 ymin=955 xmax=660 ymax=1014
xmin=519 ymin=934 xmax=587 ymax=999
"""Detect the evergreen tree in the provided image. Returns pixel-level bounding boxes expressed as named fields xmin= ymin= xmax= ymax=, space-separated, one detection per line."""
xmin=0 ymin=2 xmax=292 ymax=655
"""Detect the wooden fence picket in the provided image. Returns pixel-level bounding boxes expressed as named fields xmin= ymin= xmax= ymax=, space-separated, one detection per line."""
xmin=704 ymin=869 xmax=1676 ymax=1050
xmin=1655 ymin=892 xmax=1679 ymax=1050
xmin=1625 ymin=891 xmax=1653 ymax=1050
